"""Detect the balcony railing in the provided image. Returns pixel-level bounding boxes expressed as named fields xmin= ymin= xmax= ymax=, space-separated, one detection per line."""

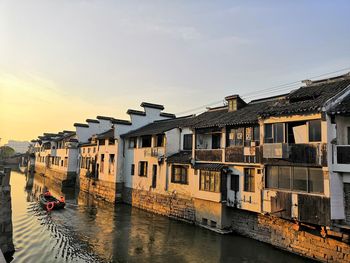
xmin=225 ymin=146 xmax=261 ymax=163
xmin=195 ymin=149 xmax=222 ymax=162
xmin=263 ymin=143 xmax=327 ymax=166
xmin=289 ymin=143 xmax=327 ymax=166
xmin=143 ymin=147 xmax=165 ymax=157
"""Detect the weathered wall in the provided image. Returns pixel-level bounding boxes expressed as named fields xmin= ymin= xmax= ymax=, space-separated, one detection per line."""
xmin=34 ymin=165 xmax=76 ymax=187
xmin=123 ymin=187 xmax=195 ymax=222
xmin=0 ymin=169 xmax=14 ymax=255
xmin=79 ymin=175 xmax=122 ymax=203
xmin=228 ymin=208 xmax=350 ymax=262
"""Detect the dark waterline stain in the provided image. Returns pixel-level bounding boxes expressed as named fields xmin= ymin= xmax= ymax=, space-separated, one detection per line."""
xmin=9 ymin=170 xmax=312 ymax=263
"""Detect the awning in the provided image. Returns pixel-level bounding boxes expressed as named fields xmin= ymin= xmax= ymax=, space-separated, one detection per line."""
xmin=193 ymin=163 xmax=228 ymax=171
xmin=167 ymin=151 xmax=192 ymax=164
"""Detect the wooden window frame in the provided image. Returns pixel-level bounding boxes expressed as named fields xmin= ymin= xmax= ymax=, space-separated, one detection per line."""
xmin=171 ymin=165 xmax=188 ymax=184
xmin=199 ymin=170 xmax=221 ymax=192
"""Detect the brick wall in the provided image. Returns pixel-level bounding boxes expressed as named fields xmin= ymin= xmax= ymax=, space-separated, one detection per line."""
xmin=123 ymin=187 xmax=195 ymax=222
xmin=228 ymin=208 xmax=350 ymax=262
xmin=34 ymin=165 xmax=76 ymax=187
xmin=79 ymin=176 xmax=122 ymax=203
xmin=0 ymin=176 xmax=14 ymax=255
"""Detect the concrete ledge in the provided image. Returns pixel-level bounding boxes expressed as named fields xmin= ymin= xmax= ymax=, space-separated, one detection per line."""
xmin=0 ymin=249 xmax=6 ymax=263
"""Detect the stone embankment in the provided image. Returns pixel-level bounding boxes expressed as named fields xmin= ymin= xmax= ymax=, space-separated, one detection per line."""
xmin=229 ymin=209 xmax=350 ymax=262
xmin=0 ymin=167 xmax=14 ymax=258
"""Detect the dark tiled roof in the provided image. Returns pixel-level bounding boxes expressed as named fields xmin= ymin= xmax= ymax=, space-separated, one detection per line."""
xmin=192 ymin=99 xmax=277 ymax=129
xmin=74 ymin=123 xmax=89 ymax=128
xmin=111 ymin=118 xmax=132 ymax=125
xmin=193 ymin=163 xmax=227 ymax=171
xmin=167 ymin=151 xmax=192 ymax=164
xmin=43 ymin=133 xmax=59 ymax=137
xmin=80 ymin=142 xmax=97 ymax=147
xmin=160 ymin=112 xmax=176 ymax=118
xmin=329 ymin=93 xmax=350 ymax=115
xmin=63 ymin=130 xmax=75 ymax=134
xmin=260 ymin=79 xmax=350 ymax=117
xmin=96 ymin=129 xmax=114 ymax=139
xmin=86 ymin=119 xmax=99 ymax=123
xmin=121 ymin=116 xmax=196 ymax=138
xmin=127 ymin=109 xmax=146 ymax=116
xmin=53 ymin=132 xmax=76 ymax=142
xmin=97 ymin=116 xmax=113 ymax=121
xmin=141 ymin=102 xmax=165 ymax=110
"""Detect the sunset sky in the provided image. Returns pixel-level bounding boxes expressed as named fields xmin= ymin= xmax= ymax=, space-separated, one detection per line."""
xmin=1 ymin=1 xmax=350 ymax=145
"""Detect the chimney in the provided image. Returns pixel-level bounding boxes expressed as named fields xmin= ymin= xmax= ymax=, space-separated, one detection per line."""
xmin=225 ymin=95 xmax=246 ymax=112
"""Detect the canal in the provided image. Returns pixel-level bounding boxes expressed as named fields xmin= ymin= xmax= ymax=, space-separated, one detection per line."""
xmin=8 ymin=170 xmax=312 ymax=262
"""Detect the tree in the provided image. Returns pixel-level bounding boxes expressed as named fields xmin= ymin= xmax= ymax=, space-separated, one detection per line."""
xmin=0 ymin=146 xmax=16 ymax=159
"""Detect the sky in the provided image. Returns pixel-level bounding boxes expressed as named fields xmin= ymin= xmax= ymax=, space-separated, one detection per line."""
xmin=0 ymin=0 xmax=350 ymax=145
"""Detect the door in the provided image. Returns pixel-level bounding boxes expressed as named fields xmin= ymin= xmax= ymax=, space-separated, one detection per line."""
xmin=152 ymin=165 xmax=157 ymax=188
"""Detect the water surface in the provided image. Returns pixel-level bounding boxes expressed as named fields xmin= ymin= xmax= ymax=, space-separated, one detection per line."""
xmin=9 ymin=170 xmax=311 ymax=262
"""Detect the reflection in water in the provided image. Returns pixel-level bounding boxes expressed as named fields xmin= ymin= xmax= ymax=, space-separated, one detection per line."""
xmin=10 ymin=171 xmax=312 ymax=263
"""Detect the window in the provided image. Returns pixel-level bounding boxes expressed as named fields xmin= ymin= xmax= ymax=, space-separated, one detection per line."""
xmin=273 ymin=123 xmax=284 ymax=143
xmin=264 ymin=124 xmax=273 ymax=143
xmin=100 ymin=154 xmax=104 ymax=173
xmin=129 ymin=137 xmax=137 ymax=148
xmin=230 ymin=174 xmax=239 ymax=192
xmin=266 ymin=166 xmax=324 ymax=194
xmin=309 ymin=120 xmax=321 ymax=142
xmin=253 ymin=126 xmax=260 ymax=144
xmin=199 ymin=170 xmax=220 ymax=192
xmin=227 ymin=128 xmax=244 ymax=146
xmin=292 ymin=167 xmax=308 ymax=192
xmin=212 ymin=134 xmax=221 ymax=149
xmin=109 ymin=154 xmax=115 ymax=174
xmin=108 ymin=138 xmax=115 ymax=145
xmin=183 ymin=134 xmax=193 ymax=150
xmin=131 ymin=164 xmax=135 ymax=176
xmin=171 ymin=165 xmax=188 ymax=184
xmin=64 ymin=157 xmax=68 ymax=167
xmin=93 ymin=147 xmax=96 ymax=153
xmin=308 ymin=168 xmax=324 ymax=193
xmin=88 ymin=148 xmax=90 ymax=153
xmin=264 ymin=123 xmax=284 ymax=143
xmin=152 ymin=165 xmax=157 ymax=188
xmin=244 ymin=168 xmax=255 ymax=192
xmin=278 ymin=166 xmax=291 ymax=190
xmin=139 ymin=161 xmax=148 ymax=177
xmin=266 ymin=166 xmax=278 ymax=188
xmin=141 ymin=136 xmax=152 ymax=148
xmin=156 ymin=134 xmax=164 ymax=147
xmin=83 ymin=148 xmax=85 ymax=154
xmin=99 ymin=139 xmax=105 ymax=146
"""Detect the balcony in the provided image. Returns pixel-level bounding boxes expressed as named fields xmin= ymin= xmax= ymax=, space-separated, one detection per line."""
xmin=333 ymin=145 xmax=350 ymax=172
xmin=225 ymin=146 xmax=261 ymax=163
xmin=195 ymin=149 xmax=222 ymax=162
xmin=143 ymin=147 xmax=165 ymax=158
xmin=263 ymin=143 xmax=327 ymax=166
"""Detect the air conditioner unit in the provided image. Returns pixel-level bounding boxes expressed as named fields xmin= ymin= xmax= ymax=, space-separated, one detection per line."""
xmin=263 ymin=143 xmax=289 ymax=158
xmin=244 ymin=146 xmax=256 ymax=156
